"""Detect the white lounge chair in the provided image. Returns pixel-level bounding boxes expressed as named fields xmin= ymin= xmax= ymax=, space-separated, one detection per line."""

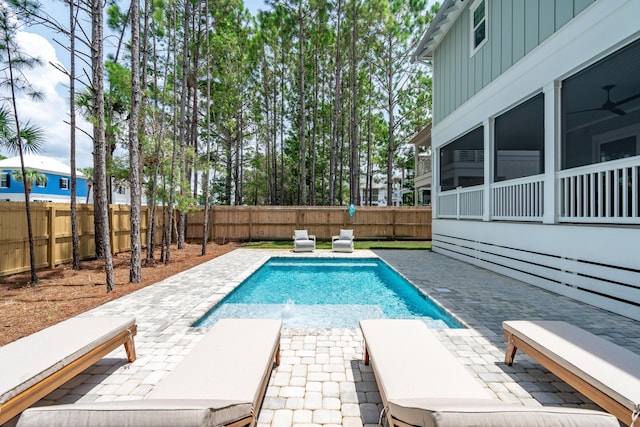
xmin=293 ymin=229 xmax=316 ymax=252
xmin=17 ymin=318 xmax=282 ymax=427
xmin=504 ymin=320 xmax=640 ymax=426
xmin=0 ymin=317 xmax=137 ymax=425
xmin=360 ymin=319 xmax=618 ymax=427
xmin=332 ymin=229 xmax=354 ymax=252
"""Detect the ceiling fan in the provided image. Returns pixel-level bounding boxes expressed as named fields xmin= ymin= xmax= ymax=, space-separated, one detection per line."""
xmin=569 ymin=84 xmax=640 ymax=116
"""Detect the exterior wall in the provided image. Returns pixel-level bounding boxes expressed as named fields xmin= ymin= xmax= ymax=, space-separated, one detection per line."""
xmin=0 ymin=170 xmax=89 ymax=202
xmin=433 ymin=219 xmax=640 ymax=321
xmin=433 ymin=0 xmax=595 ymax=123
xmin=429 ymin=0 xmax=640 ymax=321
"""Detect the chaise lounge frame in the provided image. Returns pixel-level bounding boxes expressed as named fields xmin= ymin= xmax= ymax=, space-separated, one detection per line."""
xmin=0 ymin=318 xmax=136 ymax=425
xmin=16 ymin=318 xmax=281 ymax=427
xmin=504 ymin=320 xmax=640 ymax=426
xmin=361 ymin=319 xmax=618 ymax=427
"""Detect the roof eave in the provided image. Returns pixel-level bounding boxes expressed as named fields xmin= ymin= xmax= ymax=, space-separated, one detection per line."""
xmin=413 ymin=0 xmax=466 ymax=62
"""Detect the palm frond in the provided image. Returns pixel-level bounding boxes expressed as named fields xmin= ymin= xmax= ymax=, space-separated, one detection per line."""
xmin=18 ymin=122 xmax=44 ymax=153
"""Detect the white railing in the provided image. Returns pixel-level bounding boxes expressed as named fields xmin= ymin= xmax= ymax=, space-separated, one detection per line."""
xmin=558 ymin=156 xmax=640 ymax=224
xmin=491 ymin=174 xmax=544 ymax=221
xmin=438 ymin=185 xmax=484 ymax=219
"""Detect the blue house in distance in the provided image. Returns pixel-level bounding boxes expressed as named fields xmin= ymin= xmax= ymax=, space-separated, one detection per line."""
xmin=0 ymin=154 xmax=89 ymax=203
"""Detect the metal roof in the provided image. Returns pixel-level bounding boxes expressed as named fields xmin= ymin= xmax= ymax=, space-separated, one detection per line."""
xmin=0 ymin=154 xmax=86 ymax=177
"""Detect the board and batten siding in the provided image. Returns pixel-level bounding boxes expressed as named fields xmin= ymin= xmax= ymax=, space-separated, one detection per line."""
xmin=433 ymin=0 xmax=595 ymax=124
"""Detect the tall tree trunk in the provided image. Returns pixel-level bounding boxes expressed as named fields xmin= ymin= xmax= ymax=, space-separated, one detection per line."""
xmin=69 ymin=0 xmax=80 ymax=270
xmin=386 ymin=35 xmax=394 ymax=206
xmin=297 ymin=1 xmax=306 ymax=205
xmin=349 ymin=0 xmax=359 ymax=206
xmin=234 ymin=110 xmax=242 ymax=205
xmin=176 ymin=0 xmax=191 ymax=249
xmin=279 ymin=58 xmax=285 ymax=205
xmin=129 ymin=0 xmax=142 ymax=283
xmin=320 ymin=68 xmax=327 ymax=205
xmin=225 ymin=136 xmax=232 ymax=204
xmin=165 ymin=6 xmax=179 ymax=265
xmin=366 ymin=64 xmax=373 ymax=205
xmin=92 ymin=0 xmax=115 ymax=291
xmin=10 ymin=107 xmax=37 ymax=283
xmin=310 ymin=51 xmax=318 ymax=206
xmin=201 ymin=0 xmax=211 ymax=255
xmin=329 ymin=0 xmax=342 ymax=206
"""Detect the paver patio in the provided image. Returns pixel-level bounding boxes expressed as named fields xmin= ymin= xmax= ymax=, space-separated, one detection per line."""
xmin=3 ymin=248 xmax=639 ymax=427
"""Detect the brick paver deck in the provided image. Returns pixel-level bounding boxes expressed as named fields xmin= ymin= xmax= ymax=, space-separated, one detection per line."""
xmin=3 ymin=248 xmax=639 ymax=427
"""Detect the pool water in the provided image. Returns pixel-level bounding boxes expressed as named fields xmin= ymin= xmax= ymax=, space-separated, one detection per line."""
xmin=194 ymin=258 xmax=462 ymax=329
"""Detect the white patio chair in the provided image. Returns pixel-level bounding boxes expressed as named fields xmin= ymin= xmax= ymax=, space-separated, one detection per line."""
xmin=332 ymin=229 xmax=354 ymax=253
xmin=293 ymin=229 xmax=316 ymax=252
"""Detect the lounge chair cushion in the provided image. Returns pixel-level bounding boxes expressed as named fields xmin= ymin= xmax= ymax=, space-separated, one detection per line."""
xmin=360 ymin=319 xmax=491 ymax=401
xmin=339 ymin=229 xmax=353 ymax=240
xmin=16 ymin=399 xmax=252 ymax=427
xmin=0 ymin=317 xmax=136 ymax=405
xmin=332 ymin=239 xmax=353 ymax=251
xmin=17 ymin=319 xmax=281 ymax=427
xmin=503 ymin=320 xmax=640 ymax=415
xmin=294 ymin=240 xmax=315 ymax=250
xmin=362 ymin=320 xmax=618 ymax=427
xmin=148 ymin=318 xmax=282 ymax=403
xmin=293 ymin=230 xmax=308 ymax=240
xmin=387 ymin=398 xmax=619 ymax=427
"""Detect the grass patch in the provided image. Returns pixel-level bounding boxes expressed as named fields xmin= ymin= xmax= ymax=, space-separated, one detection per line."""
xmin=244 ymin=240 xmax=432 ymax=250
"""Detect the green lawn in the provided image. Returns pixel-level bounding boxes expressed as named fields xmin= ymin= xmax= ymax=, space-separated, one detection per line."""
xmin=244 ymin=240 xmax=432 ymax=250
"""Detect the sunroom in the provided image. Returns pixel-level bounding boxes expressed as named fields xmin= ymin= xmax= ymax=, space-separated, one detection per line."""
xmin=435 ymin=38 xmax=640 ymax=225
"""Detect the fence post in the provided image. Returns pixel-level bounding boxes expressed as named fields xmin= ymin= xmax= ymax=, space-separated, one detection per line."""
xmin=109 ymin=205 xmax=116 ymax=255
xmin=392 ymin=208 xmax=397 ymax=239
xmin=48 ymin=205 xmax=56 ymax=269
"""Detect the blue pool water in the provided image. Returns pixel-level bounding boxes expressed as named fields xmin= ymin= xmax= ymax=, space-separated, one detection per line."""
xmin=194 ymin=257 xmax=462 ymax=329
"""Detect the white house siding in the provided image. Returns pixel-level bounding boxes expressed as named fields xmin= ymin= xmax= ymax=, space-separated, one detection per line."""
xmin=433 ymin=220 xmax=640 ymax=322
xmin=429 ymin=0 xmax=640 ymax=321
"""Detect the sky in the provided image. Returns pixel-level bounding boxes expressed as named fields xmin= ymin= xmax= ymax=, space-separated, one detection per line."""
xmin=1 ymin=0 xmax=268 ymax=169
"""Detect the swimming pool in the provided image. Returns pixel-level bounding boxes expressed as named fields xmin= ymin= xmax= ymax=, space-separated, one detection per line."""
xmin=194 ymin=257 xmax=462 ymax=328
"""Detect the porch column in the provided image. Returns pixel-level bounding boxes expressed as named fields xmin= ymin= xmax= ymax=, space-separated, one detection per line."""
xmin=483 ymin=118 xmax=494 ymax=221
xmin=432 ymin=147 xmax=439 ymax=218
xmin=543 ymin=81 xmax=561 ymax=224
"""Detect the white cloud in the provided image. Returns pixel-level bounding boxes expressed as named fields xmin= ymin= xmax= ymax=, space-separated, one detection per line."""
xmin=5 ymin=31 xmax=94 ymax=169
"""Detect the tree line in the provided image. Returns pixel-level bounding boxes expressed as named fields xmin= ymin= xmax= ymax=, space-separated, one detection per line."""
xmin=1 ymin=0 xmax=437 ymax=289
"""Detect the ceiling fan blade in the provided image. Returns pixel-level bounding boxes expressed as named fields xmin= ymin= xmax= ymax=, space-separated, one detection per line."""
xmin=567 ymin=108 xmax=605 ymax=115
xmin=608 ymin=107 xmax=626 ymax=116
xmin=613 ymin=92 xmax=640 ymax=107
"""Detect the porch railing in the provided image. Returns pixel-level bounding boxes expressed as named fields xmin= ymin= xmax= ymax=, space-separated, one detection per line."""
xmin=438 ymin=186 xmax=484 ymax=219
xmin=491 ymin=174 xmax=544 ymax=221
xmin=558 ymin=156 xmax=640 ymax=224
xmin=435 ymin=156 xmax=640 ymax=224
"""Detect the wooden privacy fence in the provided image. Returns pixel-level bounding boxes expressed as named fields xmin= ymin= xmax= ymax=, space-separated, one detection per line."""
xmin=186 ymin=206 xmax=432 ymax=242
xmin=0 ymin=203 xmax=431 ymax=277
xmin=0 ymin=202 xmax=162 ymax=278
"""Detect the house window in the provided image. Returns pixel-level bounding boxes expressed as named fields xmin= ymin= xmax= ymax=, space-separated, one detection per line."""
xmin=470 ymin=0 xmax=487 ymax=54
xmin=116 ymin=185 xmax=126 ymax=195
xmin=495 ymin=93 xmax=545 ymax=181
xmin=59 ymin=178 xmax=69 ymax=190
xmin=440 ymin=126 xmax=484 ymax=191
xmin=0 ymin=173 xmax=9 ymax=188
xmin=562 ymin=38 xmax=640 ymax=169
